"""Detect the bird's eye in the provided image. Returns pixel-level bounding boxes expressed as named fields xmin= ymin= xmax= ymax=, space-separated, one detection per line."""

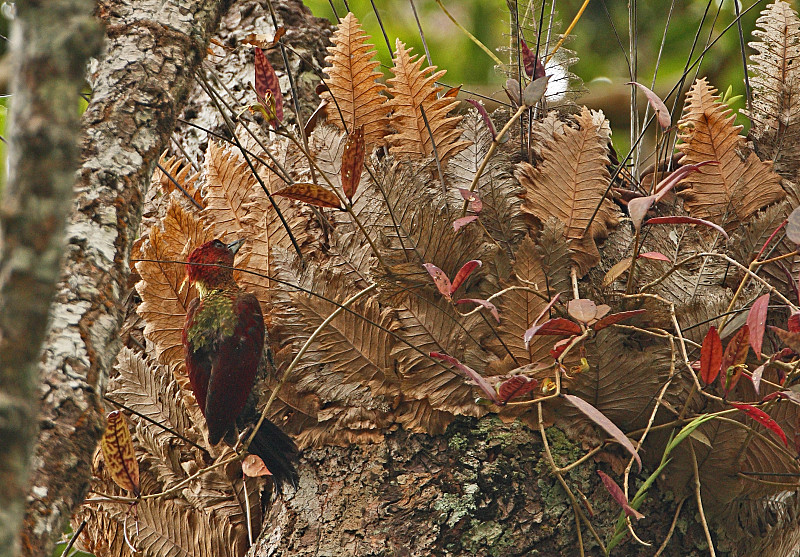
xmin=212 ymin=239 xmax=224 ymax=248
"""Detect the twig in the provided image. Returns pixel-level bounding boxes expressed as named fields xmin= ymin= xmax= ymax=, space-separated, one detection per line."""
xmin=690 ymin=443 xmax=716 ymax=557
xmin=60 ymin=520 xmax=87 ymax=557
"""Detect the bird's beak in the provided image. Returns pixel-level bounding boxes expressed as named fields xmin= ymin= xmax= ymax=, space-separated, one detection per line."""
xmin=226 ymin=239 xmax=245 ymax=255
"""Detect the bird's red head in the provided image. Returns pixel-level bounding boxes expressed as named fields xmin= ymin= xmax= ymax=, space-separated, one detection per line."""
xmin=186 ymin=239 xmax=245 ymax=293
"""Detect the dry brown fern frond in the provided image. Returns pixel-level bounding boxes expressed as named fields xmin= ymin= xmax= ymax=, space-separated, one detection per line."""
xmin=385 ymin=39 xmax=470 ymax=164
xmin=320 ymin=12 xmax=389 ymax=151
xmin=515 ymin=107 xmax=619 ymax=276
xmin=746 ymin=0 xmax=800 ymax=183
xmin=135 ymin=198 xmax=213 ymax=367
xmin=152 ymin=151 xmax=203 ymax=207
xmin=677 ymin=78 xmax=785 ymax=230
xmin=446 ymin=110 xmax=527 ymax=257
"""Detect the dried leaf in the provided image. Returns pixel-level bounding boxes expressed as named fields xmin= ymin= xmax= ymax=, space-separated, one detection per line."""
xmin=562 ymin=394 xmax=642 ymax=471
xmin=771 ymin=326 xmax=800 ymax=353
xmin=101 ymin=411 xmax=140 ymax=496
xmin=597 ymin=470 xmax=645 ymax=520
xmin=254 ymin=47 xmax=283 ymax=127
xmin=320 ymin=13 xmax=389 ymax=151
xmin=731 ymin=403 xmax=789 ymax=447
xmin=497 ymin=375 xmax=538 ymax=404
xmin=747 ymin=294 xmax=770 ymax=357
xmin=453 ymin=215 xmax=479 ymax=232
xmin=386 ymin=40 xmax=470 ymax=163
xmin=746 ymin=1 xmax=800 ymax=182
xmin=700 ymin=326 xmax=723 ymax=385
xmin=592 ymin=309 xmax=647 ymax=332
xmin=787 ymin=206 xmax=800 ymax=244
xmin=602 ymin=258 xmax=632 ymax=288
xmin=456 ymin=298 xmax=500 ymax=322
xmin=423 ymin=262 xmax=453 ymax=300
xmin=450 ymin=260 xmax=482 ymax=295
xmin=643 ymin=215 xmax=729 ymax=240
xmin=628 ymin=81 xmax=671 ymax=129
xmin=341 ymin=126 xmax=365 ymax=200
xmin=430 ymin=352 xmax=499 ymax=404
xmin=515 ymin=108 xmax=619 ymax=275
xmin=274 ymin=183 xmax=342 ymax=209
xmin=677 ymin=78 xmax=784 ymax=230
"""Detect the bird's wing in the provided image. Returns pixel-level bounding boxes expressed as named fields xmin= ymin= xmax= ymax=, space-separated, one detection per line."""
xmin=183 ymin=296 xmax=214 ymax=417
xmin=204 ymin=292 xmax=265 ymax=444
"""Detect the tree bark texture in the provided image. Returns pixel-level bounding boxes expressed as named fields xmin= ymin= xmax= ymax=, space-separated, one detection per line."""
xmin=254 ymin=417 xmax=742 ymax=557
xmin=0 ymin=1 xmax=102 ymax=555
xmin=19 ymin=0 xmax=234 ymax=554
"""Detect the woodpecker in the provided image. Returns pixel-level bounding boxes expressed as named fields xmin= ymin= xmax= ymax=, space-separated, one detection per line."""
xmin=182 ymin=239 xmax=298 ymax=491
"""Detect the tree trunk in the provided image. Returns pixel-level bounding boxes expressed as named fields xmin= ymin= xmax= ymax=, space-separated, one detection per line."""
xmin=0 ymin=1 xmax=102 ymax=555
xmin=18 ymin=0 xmax=233 ymax=554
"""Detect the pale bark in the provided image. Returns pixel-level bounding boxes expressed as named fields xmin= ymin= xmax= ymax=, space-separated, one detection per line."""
xmin=18 ymin=0 xmax=233 ymax=554
xmin=0 ymin=1 xmax=102 ymax=555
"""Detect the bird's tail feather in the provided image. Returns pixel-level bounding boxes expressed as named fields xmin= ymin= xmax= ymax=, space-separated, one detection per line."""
xmin=247 ymin=418 xmax=299 ymax=492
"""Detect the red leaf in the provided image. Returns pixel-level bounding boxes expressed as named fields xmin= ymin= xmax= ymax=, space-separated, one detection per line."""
xmin=453 ymin=216 xmax=479 ymax=232
xmin=592 ymin=309 xmax=647 ymax=332
xmin=466 ymin=99 xmax=497 ymax=139
xmin=638 ymin=251 xmax=671 ymax=262
xmin=430 ymin=352 xmax=498 ymax=404
xmin=274 ymin=183 xmax=341 ymax=208
xmin=458 ymin=188 xmax=483 ymax=213
xmin=644 ymin=215 xmax=729 ymax=240
xmin=456 ymin=298 xmax=500 ymax=322
xmin=520 ymin=37 xmax=544 ymax=79
xmin=563 ymin=394 xmax=642 ymax=472
xmin=450 ymin=260 xmax=482 ymax=295
xmin=627 ymin=81 xmax=671 ymax=129
xmin=527 ymin=318 xmax=583 ymax=338
xmin=700 ymin=326 xmax=723 ymax=385
xmin=721 ymin=325 xmax=750 ymax=394
xmin=497 ymin=376 xmax=539 ymax=404
xmin=746 ymin=294 xmax=769 ymax=358
xmin=254 ymin=48 xmax=283 ymax=127
xmin=523 ymin=293 xmax=562 ymax=346
xmin=341 ymin=125 xmax=365 ymax=200
xmin=550 ymin=337 xmax=574 ymax=360
xmin=422 ymin=263 xmax=452 ymax=301
xmin=730 ymin=403 xmax=788 ymax=447
xmin=597 ymin=471 xmax=645 ymax=520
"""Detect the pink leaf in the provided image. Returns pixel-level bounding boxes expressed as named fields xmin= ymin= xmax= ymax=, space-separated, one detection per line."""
xmin=638 ymin=251 xmax=671 ymax=262
xmin=567 ymin=299 xmax=598 ymax=323
xmin=721 ymin=325 xmax=750 ymax=394
xmin=627 ymin=81 xmax=671 ymax=129
xmin=627 ymin=195 xmax=655 ymax=233
xmin=458 ymin=188 xmax=483 ymax=213
xmin=597 ymin=471 xmax=645 ymax=520
xmin=592 ymin=309 xmax=647 ymax=332
xmin=450 ymin=260 xmax=482 ymax=295
xmin=746 ymin=294 xmax=770 ymax=358
xmin=730 ymin=403 xmax=788 ymax=447
xmin=242 ymin=455 xmax=271 ymax=478
xmin=430 ymin=352 xmax=498 ymax=404
xmin=750 ymin=364 xmax=765 ymax=395
xmin=253 ymin=48 xmax=283 ymax=127
xmin=422 ymin=263 xmax=452 ymax=300
xmin=497 ymin=376 xmax=538 ymax=404
xmin=787 ymin=205 xmax=800 ymax=244
xmin=520 ymin=37 xmax=544 ymax=79
xmin=563 ymin=394 xmax=642 ymax=472
xmin=456 ymin=298 xmax=500 ymax=322
xmin=453 ymin=216 xmax=479 ymax=232
xmin=644 ymin=216 xmax=729 ymax=240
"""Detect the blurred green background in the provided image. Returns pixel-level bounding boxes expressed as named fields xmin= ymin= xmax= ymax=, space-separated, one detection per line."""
xmin=304 ymin=0 xmax=763 ymax=155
